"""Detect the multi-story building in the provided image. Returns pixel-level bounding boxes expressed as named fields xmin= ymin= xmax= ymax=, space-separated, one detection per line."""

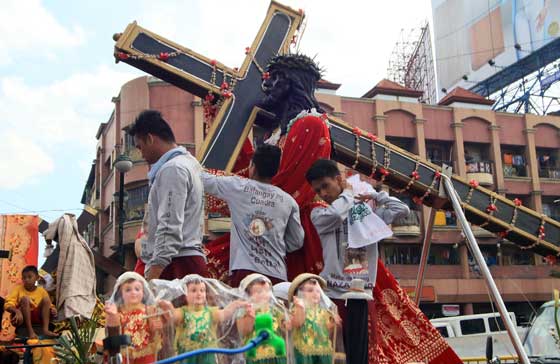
xmin=82 ymin=76 xmax=560 ymax=323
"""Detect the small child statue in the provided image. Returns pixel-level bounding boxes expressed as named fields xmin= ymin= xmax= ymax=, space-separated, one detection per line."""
xmin=158 ymin=274 xmax=249 ymax=364
xmin=289 ymin=273 xmax=341 ymax=364
xmin=104 ymin=272 xmax=163 ymax=364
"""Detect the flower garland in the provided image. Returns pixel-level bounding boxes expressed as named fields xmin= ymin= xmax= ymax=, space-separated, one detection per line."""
xmin=352 ymin=127 xmax=362 ymax=169
xmin=392 ymin=161 xmax=420 ymax=194
xmin=367 ymin=132 xmax=378 ymax=177
xmin=286 ymin=108 xmax=330 ymax=134
xmin=379 ymin=147 xmax=391 ymax=183
xmin=412 ymin=170 xmax=441 ymax=205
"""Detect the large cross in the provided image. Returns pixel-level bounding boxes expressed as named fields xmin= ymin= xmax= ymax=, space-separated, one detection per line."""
xmin=113 ymin=1 xmax=302 ymax=172
xmin=113 ymin=2 xmax=560 ymax=257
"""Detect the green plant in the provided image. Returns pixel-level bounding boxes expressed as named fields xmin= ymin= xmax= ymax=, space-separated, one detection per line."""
xmin=54 ymin=313 xmax=99 ymax=364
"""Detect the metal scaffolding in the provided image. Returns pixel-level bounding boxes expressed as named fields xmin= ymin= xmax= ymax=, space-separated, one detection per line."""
xmin=387 ymin=21 xmax=437 ymax=104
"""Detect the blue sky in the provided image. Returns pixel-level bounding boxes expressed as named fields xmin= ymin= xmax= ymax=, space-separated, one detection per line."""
xmin=0 ymin=0 xmax=430 ymax=263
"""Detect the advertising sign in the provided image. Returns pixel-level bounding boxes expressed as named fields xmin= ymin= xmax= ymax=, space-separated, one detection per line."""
xmin=432 ymin=0 xmax=560 ymax=93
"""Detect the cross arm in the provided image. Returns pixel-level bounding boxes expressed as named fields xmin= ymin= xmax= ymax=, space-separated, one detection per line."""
xmin=328 ymin=116 xmax=560 ymax=258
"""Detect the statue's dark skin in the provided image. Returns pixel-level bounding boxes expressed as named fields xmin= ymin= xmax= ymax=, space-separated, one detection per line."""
xmin=258 ymin=58 xmax=324 ymax=135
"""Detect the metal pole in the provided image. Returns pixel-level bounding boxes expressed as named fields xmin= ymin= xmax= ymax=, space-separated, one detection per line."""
xmin=442 ymin=176 xmax=530 ymax=364
xmin=414 ymin=207 xmax=436 ymax=306
xmin=118 ymin=171 xmax=125 ymax=266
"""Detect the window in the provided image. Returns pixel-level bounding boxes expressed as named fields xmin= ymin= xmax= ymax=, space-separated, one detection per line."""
xmin=126 ymin=184 xmax=150 ymax=221
xmin=460 ymin=319 xmax=485 ymax=335
xmin=502 ymin=145 xmax=527 ymax=177
xmin=537 ymin=147 xmax=560 ymax=178
xmin=384 ymin=244 xmax=421 ymax=265
xmin=428 ymin=245 xmax=460 ymax=265
xmin=108 ymin=202 xmax=114 ymax=224
xmin=464 ymin=143 xmax=492 ymax=173
xmin=543 ymin=197 xmax=560 ymax=223
xmin=500 ymin=245 xmax=534 ymax=265
xmin=489 ymin=316 xmax=505 ymax=332
xmin=124 ymin=132 xmax=135 ymax=152
xmin=436 ymin=326 xmax=449 ymax=338
xmin=426 ymin=141 xmax=453 ymax=166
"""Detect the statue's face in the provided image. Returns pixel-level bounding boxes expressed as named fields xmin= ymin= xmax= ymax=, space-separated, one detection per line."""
xmin=121 ymin=280 xmax=144 ymax=306
xmin=260 ymin=68 xmax=290 ymax=109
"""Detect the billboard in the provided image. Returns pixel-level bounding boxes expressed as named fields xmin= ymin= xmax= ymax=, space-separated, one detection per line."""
xmin=432 ymin=0 xmax=560 ymax=93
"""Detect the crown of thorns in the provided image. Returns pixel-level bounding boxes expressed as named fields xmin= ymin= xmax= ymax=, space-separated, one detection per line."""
xmin=266 ymin=53 xmax=323 ymax=81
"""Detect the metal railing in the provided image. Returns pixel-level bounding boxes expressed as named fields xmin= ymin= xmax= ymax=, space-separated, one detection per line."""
xmin=539 ymin=167 xmax=560 ymax=179
xmin=466 ymin=160 xmax=494 ymax=174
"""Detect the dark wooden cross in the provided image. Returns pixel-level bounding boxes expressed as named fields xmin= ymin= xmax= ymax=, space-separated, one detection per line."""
xmin=113 ymin=1 xmax=560 ymax=256
xmin=113 ymin=1 xmax=302 ymax=172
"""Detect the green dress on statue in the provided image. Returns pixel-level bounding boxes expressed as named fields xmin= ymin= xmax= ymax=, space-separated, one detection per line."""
xmin=292 ymin=306 xmax=334 ymax=364
xmin=174 ymin=305 xmax=219 ymax=364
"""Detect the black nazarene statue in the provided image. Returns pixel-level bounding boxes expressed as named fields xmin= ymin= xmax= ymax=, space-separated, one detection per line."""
xmin=206 ymin=53 xmax=461 ymax=364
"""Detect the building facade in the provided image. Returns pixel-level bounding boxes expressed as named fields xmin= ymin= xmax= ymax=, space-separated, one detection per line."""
xmin=83 ymin=76 xmax=560 ymax=323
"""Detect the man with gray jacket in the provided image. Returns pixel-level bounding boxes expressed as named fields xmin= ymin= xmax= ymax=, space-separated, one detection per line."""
xmin=202 ymin=145 xmax=304 ymax=286
xmin=128 ymin=110 xmax=207 ymax=280
xmin=305 ymin=159 xmax=410 ymax=364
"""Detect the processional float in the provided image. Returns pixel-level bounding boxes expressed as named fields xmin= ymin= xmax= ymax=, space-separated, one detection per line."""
xmin=110 ymin=2 xmax=560 ymax=363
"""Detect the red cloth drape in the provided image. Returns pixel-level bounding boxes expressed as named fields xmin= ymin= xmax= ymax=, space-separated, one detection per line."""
xmin=372 ymin=259 xmax=461 ymax=364
xmin=271 ymin=114 xmax=332 ymax=279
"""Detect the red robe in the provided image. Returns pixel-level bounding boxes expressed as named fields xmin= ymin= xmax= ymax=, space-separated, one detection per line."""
xmin=205 ymin=112 xmax=461 ymax=364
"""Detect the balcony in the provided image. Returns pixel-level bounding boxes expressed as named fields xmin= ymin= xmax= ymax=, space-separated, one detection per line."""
xmin=503 ymin=165 xmax=527 ymax=178
xmin=539 ymin=167 xmax=560 ymax=179
xmin=434 ymin=210 xmax=458 ymax=229
xmin=466 ymin=160 xmax=494 ymax=186
xmin=428 ymin=159 xmax=453 ymax=168
xmin=392 ymin=210 xmax=421 ymax=236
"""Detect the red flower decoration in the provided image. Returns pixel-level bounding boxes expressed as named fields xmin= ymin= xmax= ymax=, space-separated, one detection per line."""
xmin=513 ymin=198 xmax=522 ymax=207
xmin=411 ymin=171 xmax=420 ymax=180
xmin=539 ymin=226 xmax=545 ymax=233
xmin=498 ymin=231 xmax=508 ymax=238
xmin=367 ymin=132 xmax=378 ymax=142
xmin=379 ymin=167 xmax=390 ymax=176
xmin=117 ymin=52 xmax=129 ymax=60
xmin=412 ymin=196 xmax=423 ymax=205
xmin=220 ymin=82 xmax=229 ymax=90
xmin=435 ymin=171 xmax=441 ymax=179
xmin=158 ymin=52 xmax=170 ymax=61
xmin=486 ymin=204 xmax=497 ymax=212
xmin=469 ymin=179 xmax=479 ymax=188
xmin=245 ymin=47 xmax=251 ymax=55
xmin=262 ymin=72 xmax=270 ymax=80
xmin=204 ymin=94 xmax=215 ymax=102
xmin=222 ymin=91 xmax=233 ymax=98
xmin=352 ymin=127 xmax=362 ymax=137
xmin=544 ymin=255 xmax=557 ymax=265
xmin=210 ymin=59 xmax=217 ymax=66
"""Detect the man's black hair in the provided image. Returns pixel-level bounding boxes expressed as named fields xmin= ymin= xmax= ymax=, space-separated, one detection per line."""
xmin=128 ymin=110 xmax=176 ymax=143
xmin=22 ymin=265 xmax=38 ymax=275
xmin=252 ymin=144 xmax=282 ymax=179
xmin=305 ymin=159 xmax=340 ymax=182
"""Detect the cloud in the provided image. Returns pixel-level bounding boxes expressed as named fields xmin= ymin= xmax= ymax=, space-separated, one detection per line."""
xmin=0 ymin=133 xmax=54 ymax=189
xmin=133 ymin=0 xmax=430 ymax=96
xmin=0 ymin=65 xmax=136 ymax=189
xmin=0 ymin=0 xmax=85 ymax=65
